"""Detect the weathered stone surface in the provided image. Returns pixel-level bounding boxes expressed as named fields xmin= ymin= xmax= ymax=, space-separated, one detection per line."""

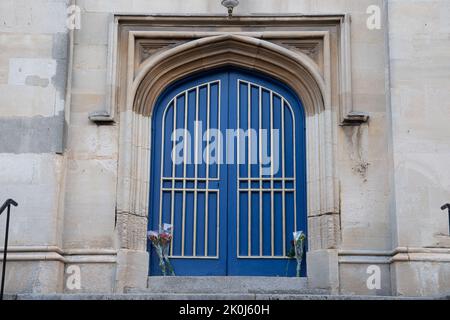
xmin=307 ymin=250 xmax=339 ymax=293
xmin=63 ymin=158 xmax=117 ymax=249
xmin=339 ymin=263 xmax=391 ymax=296
xmin=392 ymin=260 xmax=450 ymax=297
xmin=0 ymin=261 xmax=64 ymax=294
xmin=0 ymin=154 xmax=64 ymax=245
xmin=0 ymin=0 xmax=69 ymax=34
xmin=387 ymin=0 xmax=450 ymax=296
xmin=12 ymin=293 xmax=443 ymax=300
xmin=62 ymin=262 xmax=116 ymax=294
xmin=0 ymin=113 xmax=64 ymax=154
xmin=115 ymin=249 xmax=149 ymax=292
xmin=143 ymin=277 xmax=312 ymax=294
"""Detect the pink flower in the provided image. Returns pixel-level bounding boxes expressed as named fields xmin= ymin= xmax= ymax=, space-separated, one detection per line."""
xmin=159 ymin=232 xmax=172 ymax=244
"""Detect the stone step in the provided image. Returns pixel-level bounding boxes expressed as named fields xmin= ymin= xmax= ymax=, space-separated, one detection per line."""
xmin=13 ymin=293 xmax=436 ymax=300
xmin=128 ymin=276 xmax=329 ymax=295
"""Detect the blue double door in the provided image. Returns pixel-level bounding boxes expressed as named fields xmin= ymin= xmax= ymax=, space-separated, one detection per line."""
xmin=149 ymin=68 xmax=307 ymax=276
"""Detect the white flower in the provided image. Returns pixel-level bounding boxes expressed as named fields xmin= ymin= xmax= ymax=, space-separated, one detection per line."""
xmin=147 ymin=231 xmax=158 ymax=239
xmin=293 ymin=231 xmax=305 ymax=241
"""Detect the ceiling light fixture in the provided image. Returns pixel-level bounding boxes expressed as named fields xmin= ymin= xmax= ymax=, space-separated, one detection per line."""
xmin=221 ymin=0 xmax=239 ymax=17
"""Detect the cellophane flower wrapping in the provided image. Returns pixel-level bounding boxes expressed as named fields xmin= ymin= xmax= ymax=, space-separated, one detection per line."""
xmin=147 ymin=224 xmax=175 ymax=276
xmin=292 ymin=231 xmax=306 ymax=277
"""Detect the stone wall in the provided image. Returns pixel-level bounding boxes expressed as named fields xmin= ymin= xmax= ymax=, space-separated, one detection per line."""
xmin=0 ymin=0 xmax=70 ymax=293
xmin=388 ymin=0 xmax=450 ymax=296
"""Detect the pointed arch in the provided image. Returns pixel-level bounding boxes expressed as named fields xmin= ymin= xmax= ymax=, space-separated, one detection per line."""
xmin=130 ymin=34 xmax=327 ymax=118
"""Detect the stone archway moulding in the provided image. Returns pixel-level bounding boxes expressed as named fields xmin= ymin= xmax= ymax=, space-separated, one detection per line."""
xmin=131 ymin=34 xmax=326 ymax=117
xmin=97 ymin=15 xmax=368 ymax=291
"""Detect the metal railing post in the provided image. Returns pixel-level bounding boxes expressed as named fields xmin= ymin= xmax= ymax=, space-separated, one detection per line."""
xmin=442 ymin=203 xmax=450 ymax=234
xmin=0 ymin=199 xmax=18 ymax=301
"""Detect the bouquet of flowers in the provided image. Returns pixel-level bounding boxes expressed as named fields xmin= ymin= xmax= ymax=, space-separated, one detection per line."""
xmin=147 ymin=224 xmax=175 ymax=276
xmin=287 ymin=231 xmax=306 ymax=277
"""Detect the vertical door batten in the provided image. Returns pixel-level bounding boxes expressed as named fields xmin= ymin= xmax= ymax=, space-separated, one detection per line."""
xmin=158 ymin=80 xmax=221 ymax=259
xmin=236 ymin=79 xmax=298 ymax=259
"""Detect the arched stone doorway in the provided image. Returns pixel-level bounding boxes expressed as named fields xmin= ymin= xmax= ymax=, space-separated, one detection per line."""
xmin=107 ymin=16 xmax=359 ymax=292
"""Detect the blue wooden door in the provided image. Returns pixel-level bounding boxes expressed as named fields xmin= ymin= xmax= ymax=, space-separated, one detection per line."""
xmin=149 ymin=68 xmax=307 ymax=276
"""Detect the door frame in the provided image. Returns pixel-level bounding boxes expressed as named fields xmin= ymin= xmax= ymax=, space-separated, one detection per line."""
xmin=109 ymin=15 xmax=365 ymax=292
xmin=149 ymin=70 xmax=229 ymax=276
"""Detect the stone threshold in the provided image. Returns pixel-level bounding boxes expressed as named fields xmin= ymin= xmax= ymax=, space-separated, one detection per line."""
xmin=141 ymin=276 xmax=315 ymax=294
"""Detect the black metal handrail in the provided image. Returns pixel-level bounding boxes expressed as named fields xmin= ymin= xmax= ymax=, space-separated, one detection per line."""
xmin=0 ymin=199 xmax=18 ymax=301
xmin=442 ymin=203 xmax=450 ymax=234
